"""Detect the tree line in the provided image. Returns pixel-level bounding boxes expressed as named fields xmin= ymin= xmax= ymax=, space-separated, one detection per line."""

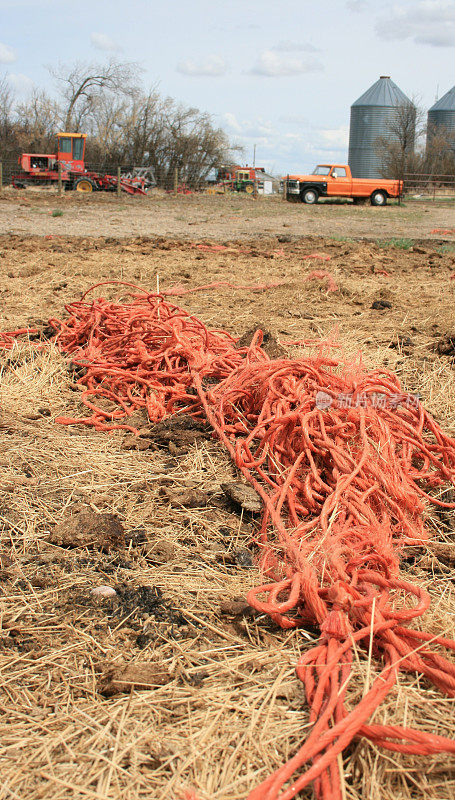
xmin=0 ymin=60 xmax=240 ymax=187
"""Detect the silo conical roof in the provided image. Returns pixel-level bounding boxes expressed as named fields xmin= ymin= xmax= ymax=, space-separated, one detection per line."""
xmin=429 ymin=86 xmax=455 ymax=112
xmin=352 ymin=76 xmax=410 ymax=108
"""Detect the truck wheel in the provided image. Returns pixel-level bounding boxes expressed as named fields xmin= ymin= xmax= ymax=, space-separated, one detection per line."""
xmin=301 ymin=188 xmax=318 ymax=204
xmin=370 ymin=190 xmax=387 ymax=206
xmin=74 ymin=178 xmax=94 ymax=193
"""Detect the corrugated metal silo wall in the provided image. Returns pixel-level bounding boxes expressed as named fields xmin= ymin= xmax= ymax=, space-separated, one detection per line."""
xmin=427 ymin=110 xmax=455 ymax=143
xmin=348 ymin=106 xmax=401 ymax=178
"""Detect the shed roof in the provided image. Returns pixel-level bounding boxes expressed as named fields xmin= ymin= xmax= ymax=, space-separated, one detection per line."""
xmin=352 ymin=76 xmax=410 ymax=108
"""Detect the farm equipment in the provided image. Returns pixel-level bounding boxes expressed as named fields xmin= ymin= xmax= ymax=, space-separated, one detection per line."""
xmin=12 ymin=133 xmax=147 ymax=195
xmin=217 ymin=165 xmax=266 ymax=193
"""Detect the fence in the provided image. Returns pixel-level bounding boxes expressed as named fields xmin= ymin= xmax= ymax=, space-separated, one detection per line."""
xmin=0 ymin=159 xmax=214 ymax=194
xmin=2 ymin=160 xmax=454 ymax=201
xmin=403 ymin=172 xmax=455 ymax=201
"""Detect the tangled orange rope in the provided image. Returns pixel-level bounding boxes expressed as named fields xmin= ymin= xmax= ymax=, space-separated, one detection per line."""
xmin=3 ymin=284 xmax=455 ymax=800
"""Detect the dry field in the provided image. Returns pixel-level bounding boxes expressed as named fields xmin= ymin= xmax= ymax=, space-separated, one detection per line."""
xmin=0 ymin=187 xmax=455 ymax=241
xmin=1 ymin=192 xmax=455 ymax=800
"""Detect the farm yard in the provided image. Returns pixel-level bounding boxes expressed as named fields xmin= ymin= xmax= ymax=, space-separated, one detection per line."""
xmin=1 ymin=190 xmax=455 ymax=800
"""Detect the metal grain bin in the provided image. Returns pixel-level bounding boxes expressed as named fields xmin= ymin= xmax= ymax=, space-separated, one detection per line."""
xmin=348 ymin=76 xmax=412 ymax=178
xmin=427 ymin=86 xmax=455 ymax=144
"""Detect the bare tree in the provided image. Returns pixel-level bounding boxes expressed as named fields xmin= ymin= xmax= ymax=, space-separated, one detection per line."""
xmin=0 ymin=74 xmax=18 ymax=162
xmin=49 ymin=59 xmax=141 ymax=130
xmin=425 ymin=122 xmax=455 ymax=178
xmin=0 ymin=74 xmax=13 ymax=127
xmin=15 ymin=89 xmax=60 ymax=152
xmin=0 ymin=61 xmax=237 ymax=189
xmin=376 ymin=98 xmax=425 ymax=181
xmin=86 ymin=89 xmax=238 ymax=186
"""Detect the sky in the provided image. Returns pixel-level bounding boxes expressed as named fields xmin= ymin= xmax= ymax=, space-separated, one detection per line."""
xmin=0 ymin=0 xmax=454 ymax=173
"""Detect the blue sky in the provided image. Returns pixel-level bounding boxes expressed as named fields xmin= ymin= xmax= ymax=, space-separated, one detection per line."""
xmin=0 ymin=0 xmax=454 ymax=173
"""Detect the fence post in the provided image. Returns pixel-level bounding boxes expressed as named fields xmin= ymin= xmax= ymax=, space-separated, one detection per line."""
xmin=174 ymin=167 xmax=178 ymax=194
xmin=58 ymin=162 xmax=62 ymax=196
xmin=253 ymin=177 xmax=258 ymax=199
xmin=117 ymin=166 xmax=121 ymax=198
xmin=0 ymin=162 xmax=2 ymax=193
xmin=283 ymin=175 xmax=288 ymax=201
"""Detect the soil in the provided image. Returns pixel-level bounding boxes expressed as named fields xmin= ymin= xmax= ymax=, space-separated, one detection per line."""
xmin=0 ymin=194 xmax=455 ymax=800
xmin=1 ymin=187 xmax=455 ymax=242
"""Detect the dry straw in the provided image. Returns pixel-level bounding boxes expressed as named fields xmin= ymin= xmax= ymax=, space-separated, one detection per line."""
xmin=1 ymin=234 xmax=455 ymax=799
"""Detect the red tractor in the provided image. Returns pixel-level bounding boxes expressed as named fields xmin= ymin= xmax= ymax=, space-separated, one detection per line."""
xmin=12 ymin=132 xmax=147 ymax=195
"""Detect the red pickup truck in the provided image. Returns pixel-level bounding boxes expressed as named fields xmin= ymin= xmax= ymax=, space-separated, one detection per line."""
xmin=285 ymin=164 xmax=402 ymax=206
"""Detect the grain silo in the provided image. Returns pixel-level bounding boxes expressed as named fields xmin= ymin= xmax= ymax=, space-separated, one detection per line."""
xmin=348 ymin=76 xmax=412 ymax=178
xmin=427 ymin=86 xmax=455 ymax=143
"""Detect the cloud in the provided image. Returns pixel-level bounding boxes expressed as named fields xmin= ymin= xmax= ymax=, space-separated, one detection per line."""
xmin=0 ymin=42 xmax=16 ymax=63
xmin=221 ymin=113 xmax=351 ymax=176
xmin=90 ymin=32 xmax=122 ymax=52
xmin=248 ymin=50 xmax=323 ymax=77
xmin=177 ymin=55 xmax=228 ymax=77
xmin=318 ymin=126 xmax=350 ymax=149
xmin=7 ymin=73 xmax=34 ymax=94
xmin=272 ymin=40 xmax=320 ymax=53
xmin=223 ymin=112 xmax=242 ymax=133
xmin=376 ymin=1 xmax=455 ymax=47
xmin=223 ymin=112 xmax=276 ymax=140
xmin=346 ymin=0 xmax=369 ymax=11
xmin=279 ymin=114 xmax=309 ymax=124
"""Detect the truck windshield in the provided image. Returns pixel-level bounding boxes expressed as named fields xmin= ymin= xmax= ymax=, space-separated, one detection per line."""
xmin=312 ymin=166 xmax=331 ymax=176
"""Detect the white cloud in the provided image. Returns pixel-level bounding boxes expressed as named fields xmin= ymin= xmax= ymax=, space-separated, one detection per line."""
xmin=90 ymin=32 xmax=122 ymax=52
xmin=8 ymin=73 xmax=34 ymax=94
xmin=177 ymin=55 xmax=228 ymax=77
xmin=0 ymin=42 xmax=16 ymax=63
xmin=346 ymin=0 xmax=369 ymax=11
xmin=319 ymin=126 xmax=350 ymax=149
xmin=279 ymin=114 xmax=309 ymax=124
xmin=249 ymin=50 xmax=323 ymax=77
xmin=272 ymin=40 xmax=320 ymax=53
xmin=223 ymin=112 xmax=242 ymax=133
xmin=376 ymin=1 xmax=455 ymax=47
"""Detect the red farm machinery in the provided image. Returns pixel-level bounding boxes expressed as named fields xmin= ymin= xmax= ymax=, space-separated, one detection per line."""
xmin=12 ymin=132 xmax=148 ymax=195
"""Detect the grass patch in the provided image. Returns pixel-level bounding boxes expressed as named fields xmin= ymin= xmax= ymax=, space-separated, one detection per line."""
xmin=376 ymin=237 xmax=414 ymax=250
xmin=51 ymin=209 xmax=63 ymax=217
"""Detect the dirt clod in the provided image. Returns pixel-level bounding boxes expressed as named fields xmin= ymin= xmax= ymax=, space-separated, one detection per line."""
xmin=98 ymin=662 xmax=171 ymax=696
xmin=114 ymin=584 xmax=187 ymax=627
xmin=219 ymin=597 xmax=253 ymax=616
xmin=236 ymin=323 xmax=286 ymax=359
xmin=147 ymin=414 xmax=212 ymax=453
xmin=436 ymin=333 xmax=455 ymax=357
xmin=221 ymin=482 xmax=262 ymax=513
xmin=49 ymin=510 xmax=125 ymax=551
xmin=234 ymin=549 xmax=255 ymax=568
xmin=160 ymin=486 xmax=209 ymax=507
xmin=122 ymin=434 xmax=153 ymax=451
